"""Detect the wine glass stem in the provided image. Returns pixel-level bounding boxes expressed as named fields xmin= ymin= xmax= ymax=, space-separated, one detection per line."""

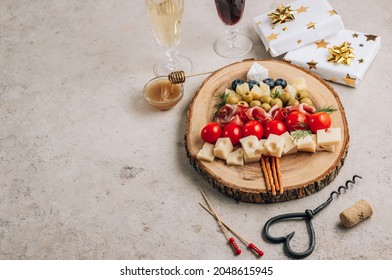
xmin=165 ymin=48 xmax=179 ymax=71
xmin=226 ymin=27 xmax=239 ymax=48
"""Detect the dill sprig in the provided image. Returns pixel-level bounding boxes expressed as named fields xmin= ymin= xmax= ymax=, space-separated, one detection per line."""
xmin=291 ymin=129 xmax=312 ymax=142
xmin=316 ymin=105 xmax=338 ymax=114
xmin=270 ymin=86 xmax=283 ymax=99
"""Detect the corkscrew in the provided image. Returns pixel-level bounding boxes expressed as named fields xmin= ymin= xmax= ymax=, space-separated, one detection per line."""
xmin=262 ymin=175 xmax=362 ymax=259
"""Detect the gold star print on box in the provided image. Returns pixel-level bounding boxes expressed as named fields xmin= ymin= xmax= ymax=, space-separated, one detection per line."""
xmin=315 ymin=39 xmax=329 ymax=49
xmin=365 ymin=34 xmax=378 ymax=41
xmin=343 ymin=74 xmax=357 ymax=87
xmin=307 ymin=60 xmax=318 ymax=69
xmin=306 ymin=22 xmax=316 ymax=29
xmin=328 ymin=10 xmax=337 ymax=16
xmin=266 ymin=33 xmax=279 ymax=41
xmin=296 ymin=6 xmax=308 ymax=14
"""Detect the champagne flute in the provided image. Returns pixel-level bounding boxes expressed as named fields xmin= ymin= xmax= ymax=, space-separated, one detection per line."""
xmin=214 ymin=0 xmax=252 ymax=58
xmin=145 ymin=0 xmax=193 ymax=76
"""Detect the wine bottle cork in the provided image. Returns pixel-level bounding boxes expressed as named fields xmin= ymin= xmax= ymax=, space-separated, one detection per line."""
xmin=339 ymin=199 xmax=373 ymax=228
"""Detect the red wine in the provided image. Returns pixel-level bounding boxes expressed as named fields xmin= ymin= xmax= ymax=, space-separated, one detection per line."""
xmin=214 ymin=0 xmax=245 ymax=26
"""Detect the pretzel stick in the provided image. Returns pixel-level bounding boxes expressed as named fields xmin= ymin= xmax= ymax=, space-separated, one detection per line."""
xmin=275 ymin=157 xmax=283 ymax=194
xmin=271 ymin=157 xmax=280 ymax=193
xmin=265 ymin=157 xmax=276 ymax=196
xmin=260 ymin=156 xmax=271 ymax=193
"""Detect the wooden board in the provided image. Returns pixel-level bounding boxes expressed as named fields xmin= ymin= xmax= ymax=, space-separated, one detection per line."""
xmin=185 ymin=59 xmax=349 ymax=203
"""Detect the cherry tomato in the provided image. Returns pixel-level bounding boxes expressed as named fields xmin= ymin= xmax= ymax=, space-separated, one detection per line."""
xmin=242 ymin=120 xmax=264 ymax=140
xmin=222 ymin=123 xmax=242 ymax=145
xmin=285 ymin=111 xmax=308 ymax=132
xmin=308 ymin=112 xmax=331 ymax=133
xmin=264 ymin=120 xmax=287 ymax=138
xmin=201 ymin=122 xmax=222 ymax=144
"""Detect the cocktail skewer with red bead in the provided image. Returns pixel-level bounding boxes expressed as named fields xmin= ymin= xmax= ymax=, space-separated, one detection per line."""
xmin=199 ymin=203 xmax=264 ymax=257
xmin=200 ymin=189 xmax=242 ymax=255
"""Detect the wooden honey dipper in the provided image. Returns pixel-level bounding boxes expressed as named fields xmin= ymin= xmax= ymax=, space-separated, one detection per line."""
xmin=168 ymin=70 xmax=212 ymax=84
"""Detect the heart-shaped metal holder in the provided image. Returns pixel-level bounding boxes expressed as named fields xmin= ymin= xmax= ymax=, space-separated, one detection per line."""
xmin=262 ymin=175 xmax=362 ymax=259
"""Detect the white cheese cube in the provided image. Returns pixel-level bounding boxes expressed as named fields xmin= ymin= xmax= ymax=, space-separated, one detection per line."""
xmin=236 ymin=83 xmax=250 ymax=96
xmin=291 ymin=77 xmax=307 ymax=91
xmin=317 ymin=128 xmax=341 ymax=147
xmin=213 ymin=137 xmax=233 ymax=160
xmin=281 ymin=131 xmax=298 ymax=155
xmin=295 ymin=134 xmax=316 ymax=153
xmin=259 ymin=82 xmax=271 ymax=96
xmin=226 ymin=148 xmax=244 ymax=166
xmin=247 ymin=62 xmax=269 ymax=82
xmin=240 ymin=136 xmax=264 ymax=163
xmin=311 ymin=135 xmax=335 ymax=152
xmin=264 ymin=134 xmax=285 ymax=158
xmin=250 ymin=85 xmax=263 ymax=100
xmin=285 ymin=84 xmax=297 ymax=99
xmin=197 ymin=142 xmax=215 ymax=162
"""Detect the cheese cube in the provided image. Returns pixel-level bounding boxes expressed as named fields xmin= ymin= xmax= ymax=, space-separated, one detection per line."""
xmin=264 ymin=134 xmax=285 ymax=158
xmin=247 ymin=62 xmax=269 ymax=82
xmin=259 ymin=82 xmax=271 ymax=96
xmin=285 ymin=84 xmax=297 ymax=99
xmin=197 ymin=142 xmax=215 ymax=162
xmin=311 ymin=135 xmax=335 ymax=152
xmin=317 ymin=128 xmax=341 ymax=147
xmin=240 ymin=136 xmax=264 ymax=163
xmin=250 ymin=85 xmax=263 ymax=100
xmin=291 ymin=77 xmax=307 ymax=91
xmin=213 ymin=137 xmax=233 ymax=160
xmin=295 ymin=134 xmax=316 ymax=153
xmin=235 ymin=83 xmax=250 ymax=96
xmin=281 ymin=131 xmax=298 ymax=155
xmin=226 ymin=148 xmax=244 ymax=166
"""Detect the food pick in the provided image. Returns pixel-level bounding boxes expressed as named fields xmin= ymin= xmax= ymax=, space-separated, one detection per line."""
xmin=199 ymin=189 xmax=241 ymax=255
xmin=199 ymin=203 xmax=264 ymax=257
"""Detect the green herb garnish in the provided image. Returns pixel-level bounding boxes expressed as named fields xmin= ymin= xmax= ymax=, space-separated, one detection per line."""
xmin=291 ymin=129 xmax=312 ymax=142
xmin=212 ymin=91 xmax=230 ymax=120
xmin=316 ymin=105 xmax=338 ymax=114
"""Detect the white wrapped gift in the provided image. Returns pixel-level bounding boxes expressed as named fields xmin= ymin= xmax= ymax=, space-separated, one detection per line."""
xmin=253 ymin=0 xmax=344 ymax=57
xmin=284 ymin=29 xmax=381 ymax=87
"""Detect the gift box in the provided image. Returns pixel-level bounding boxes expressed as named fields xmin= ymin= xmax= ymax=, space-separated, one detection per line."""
xmin=253 ymin=0 xmax=344 ymax=57
xmin=283 ymin=29 xmax=381 ymax=87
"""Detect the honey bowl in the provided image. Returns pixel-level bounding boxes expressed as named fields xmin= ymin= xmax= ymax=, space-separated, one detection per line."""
xmin=143 ymin=76 xmax=184 ymax=110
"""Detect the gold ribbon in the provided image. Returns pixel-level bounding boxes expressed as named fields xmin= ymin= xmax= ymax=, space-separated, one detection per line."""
xmin=268 ymin=4 xmax=296 ymax=25
xmin=327 ymin=42 xmax=355 ymax=66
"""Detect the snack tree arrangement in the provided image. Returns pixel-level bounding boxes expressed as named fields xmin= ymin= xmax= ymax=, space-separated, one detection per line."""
xmin=185 ymin=60 xmax=349 ymax=203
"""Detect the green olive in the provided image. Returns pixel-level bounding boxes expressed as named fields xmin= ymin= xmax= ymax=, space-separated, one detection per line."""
xmin=226 ymin=95 xmax=240 ymax=105
xmin=249 ymin=100 xmax=262 ymax=108
xmin=296 ymin=89 xmax=309 ymax=100
xmin=279 ymin=91 xmax=291 ymax=105
xmin=260 ymin=95 xmax=272 ymax=104
xmin=270 ymin=98 xmax=283 ymax=108
xmin=242 ymin=92 xmax=253 ymax=103
xmin=287 ymin=98 xmax=300 ymax=106
xmin=300 ymin=97 xmax=313 ymax=106
xmin=237 ymin=101 xmax=249 ymax=107
xmin=261 ymin=103 xmax=271 ymax=112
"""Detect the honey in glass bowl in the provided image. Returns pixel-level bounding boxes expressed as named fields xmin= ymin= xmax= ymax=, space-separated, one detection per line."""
xmin=143 ymin=76 xmax=184 ymax=110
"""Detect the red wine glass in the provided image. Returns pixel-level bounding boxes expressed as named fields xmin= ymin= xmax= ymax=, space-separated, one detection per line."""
xmin=214 ymin=0 xmax=252 ymax=58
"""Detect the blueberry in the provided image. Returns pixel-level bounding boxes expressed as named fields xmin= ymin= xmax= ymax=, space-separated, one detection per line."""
xmin=247 ymin=80 xmax=260 ymax=90
xmin=262 ymin=78 xmax=275 ymax=89
xmin=275 ymin=78 xmax=287 ymax=89
xmin=231 ymin=79 xmax=245 ymax=91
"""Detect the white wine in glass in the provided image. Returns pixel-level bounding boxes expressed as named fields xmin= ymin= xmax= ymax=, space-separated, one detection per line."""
xmin=145 ymin=0 xmax=193 ymax=75
xmin=214 ymin=0 xmax=252 ymax=58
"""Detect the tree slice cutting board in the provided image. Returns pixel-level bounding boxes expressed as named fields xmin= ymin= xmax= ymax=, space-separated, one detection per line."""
xmin=185 ymin=59 xmax=349 ymax=203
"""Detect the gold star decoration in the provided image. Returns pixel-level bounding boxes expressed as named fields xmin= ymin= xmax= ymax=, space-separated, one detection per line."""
xmin=282 ymin=27 xmax=288 ymax=31
xmin=307 ymin=60 xmax=318 ymax=69
xmin=330 ymin=77 xmax=338 ymax=82
xmin=352 ymin=33 xmax=359 ymax=38
xmin=315 ymin=39 xmax=329 ymax=49
xmin=306 ymin=21 xmax=316 ymax=29
xmin=297 ymin=39 xmax=302 ymax=44
xmin=296 ymin=6 xmax=308 ymax=14
xmin=268 ymin=4 xmax=296 ymax=25
xmin=359 ymin=43 xmax=364 ymax=47
xmin=365 ymin=34 xmax=377 ymax=41
xmin=327 ymin=41 xmax=356 ymax=66
xmin=358 ymin=58 xmax=364 ymax=63
xmin=343 ymin=73 xmax=357 ymax=87
xmin=328 ymin=9 xmax=337 ymax=16
xmin=267 ymin=33 xmax=279 ymax=41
